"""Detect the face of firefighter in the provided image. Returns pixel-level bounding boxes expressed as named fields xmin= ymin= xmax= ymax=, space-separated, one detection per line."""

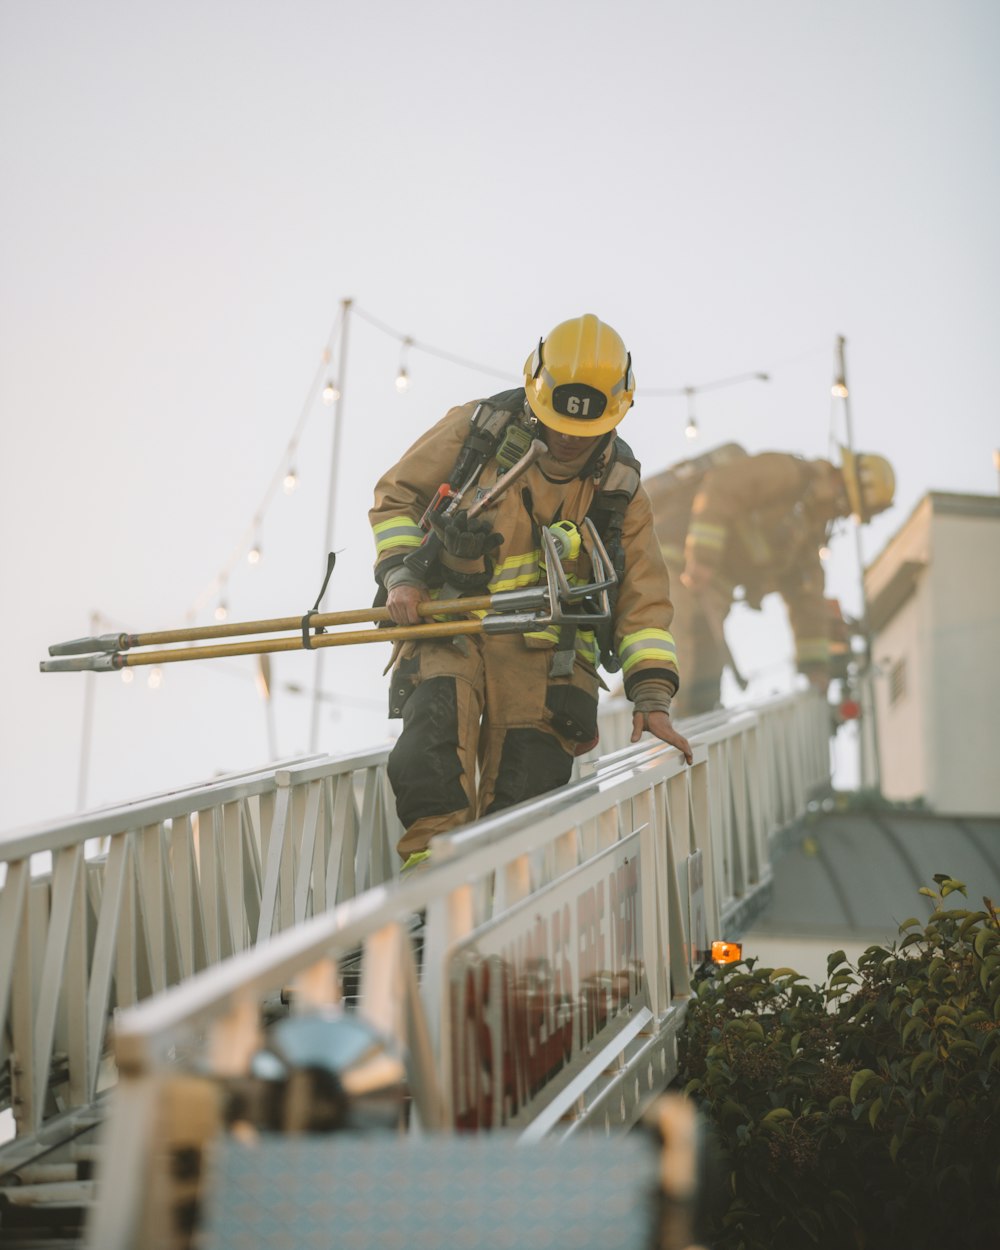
xmin=542 ymin=427 xmax=602 ymax=463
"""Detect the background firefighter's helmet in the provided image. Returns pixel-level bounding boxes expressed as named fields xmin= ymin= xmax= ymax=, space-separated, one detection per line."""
xmin=524 ymin=314 xmax=635 ymax=437
xmin=839 ymin=447 xmax=896 ymax=522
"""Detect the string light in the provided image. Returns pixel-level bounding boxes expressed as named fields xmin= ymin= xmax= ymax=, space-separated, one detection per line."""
xmin=214 ymin=600 xmax=229 ymax=622
xmin=247 ymin=539 xmax=262 ymax=566
xmin=121 ymin=668 xmax=134 ymax=685
xmin=684 ymin=388 xmax=699 ymax=440
xmin=819 ymin=545 xmax=831 ymax=561
xmin=636 ymin=372 xmax=772 ymax=442
xmin=395 ymin=337 xmax=413 ymax=393
xmin=147 ymin=667 xmax=163 ymax=690
xmin=322 ymin=380 xmax=340 ymax=404
xmin=831 ymin=378 xmax=849 ymax=399
xmin=283 ymin=467 xmax=298 ymax=494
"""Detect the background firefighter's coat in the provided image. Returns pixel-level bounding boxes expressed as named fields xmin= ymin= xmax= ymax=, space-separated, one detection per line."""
xmin=645 ymin=449 xmax=843 ymax=716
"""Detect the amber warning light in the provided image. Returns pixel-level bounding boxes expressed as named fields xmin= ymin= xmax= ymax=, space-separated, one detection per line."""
xmin=711 ymin=940 xmax=742 ymax=965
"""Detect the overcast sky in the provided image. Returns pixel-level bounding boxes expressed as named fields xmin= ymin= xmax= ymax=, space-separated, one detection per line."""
xmin=2 ymin=1 xmax=998 ymax=832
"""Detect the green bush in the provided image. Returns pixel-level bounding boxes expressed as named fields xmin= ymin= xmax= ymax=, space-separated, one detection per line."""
xmin=678 ymin=876 xmax=1000 ymax=1249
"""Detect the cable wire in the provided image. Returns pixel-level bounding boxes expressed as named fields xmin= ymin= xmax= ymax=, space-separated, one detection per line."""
xmin=640 ymin=370 xmax=770 ymax=398
xmin=352 ymin=304 xmax=515 ymax=382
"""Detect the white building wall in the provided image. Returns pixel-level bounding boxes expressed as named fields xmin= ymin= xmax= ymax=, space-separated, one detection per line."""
xmin=873 ymin=586 xmax=929 ymax=803
xmin=867 ymin=494 xmax=1000 ymax=817
xmin=925 ymin=512 xmax=1000 ymax=814
xmin=868 ymin=497 xmax=933 ymax=803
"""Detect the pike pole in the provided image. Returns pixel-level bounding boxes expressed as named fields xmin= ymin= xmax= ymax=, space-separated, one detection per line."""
xmin=41 ymin=599 xmax=504 ymax=672
xmin=41 ymin=437 xmax=556 ymax=675
xmin=44 ymin=594 xmax=497 ymax=659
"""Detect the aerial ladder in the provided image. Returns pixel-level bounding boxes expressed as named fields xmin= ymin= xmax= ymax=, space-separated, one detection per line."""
xmin=0 ymin=680 xmax=829 ymax=1246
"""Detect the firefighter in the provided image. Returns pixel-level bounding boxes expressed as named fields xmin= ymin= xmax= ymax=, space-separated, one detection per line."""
xmin=644 ymin=446 xmax=895 ymax=717
xmin=370 ymin=314 xmax=693 ymax=869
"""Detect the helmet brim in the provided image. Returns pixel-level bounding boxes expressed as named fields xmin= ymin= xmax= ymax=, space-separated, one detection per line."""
xmin=525 ymin=390 xmax=630 ymax=437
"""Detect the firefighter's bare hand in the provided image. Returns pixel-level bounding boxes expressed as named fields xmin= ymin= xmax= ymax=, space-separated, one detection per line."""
xmin=680 ymin=559 xmax=714 ymax=595
xmin=386 ymin=583 xmax=429 ymax=626
xmin=631 ymin=711 xmax=694 ymax=764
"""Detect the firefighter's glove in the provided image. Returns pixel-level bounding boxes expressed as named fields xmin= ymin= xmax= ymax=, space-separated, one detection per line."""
xmin=431 ymin=510 xmax=503 ymax=561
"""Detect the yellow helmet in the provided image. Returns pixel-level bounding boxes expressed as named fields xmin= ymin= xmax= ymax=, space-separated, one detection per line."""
xmin=523 ymin=314 xmax=635 ymax=437
xmin=840 ymin=447 xmax=895 ymax=522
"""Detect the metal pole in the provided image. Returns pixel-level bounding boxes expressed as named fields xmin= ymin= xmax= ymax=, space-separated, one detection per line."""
xmin=311 ymin=299 xmax=351 ymax=753
xmin=836 ymin=335 xmax=882 ymax=794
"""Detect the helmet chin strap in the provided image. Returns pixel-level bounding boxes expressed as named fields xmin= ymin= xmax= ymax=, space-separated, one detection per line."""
xmin=577 ymin=432 xmax=614 ymax=480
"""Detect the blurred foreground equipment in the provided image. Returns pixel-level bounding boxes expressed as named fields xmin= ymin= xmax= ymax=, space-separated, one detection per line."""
xmin=147 ymin=1002 xmax=711 ymax=1250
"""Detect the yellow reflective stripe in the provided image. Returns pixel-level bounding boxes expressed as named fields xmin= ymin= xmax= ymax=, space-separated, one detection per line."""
xmin=579 ymin=632 xmax=598 ymax=664
xmin=688 ymin=521 xmax=726 ymax=551
xmin=372 ymin=517 xmax=424 ymax=554
xmin=524 ymin=624 xmax=560 ymax=645
xmin=618 ymin=629 xmax=678 ymax=676
xmin=491 ymin=569 xmax=541 ymax=592
xmin=524 ymin=626 xmax=598 ymax=663
xmin=413 ymin=543 xmax=586 ymax=595
xmin=489 ymin=549 xmax=542 ymax=593
xmin=620 ymin=628 xmax=675 ymax=650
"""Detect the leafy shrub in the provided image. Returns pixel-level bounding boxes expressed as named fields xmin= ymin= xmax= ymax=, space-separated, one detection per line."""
xmin=678 ymin=876 xmax=1000 ymax=1249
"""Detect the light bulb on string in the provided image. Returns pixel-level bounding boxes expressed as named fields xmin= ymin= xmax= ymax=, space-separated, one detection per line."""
xmin=283 ymin=467 xmax=298 ymax=494
xmin=819 ymin=545 xmax=831 ymax=562
xmin=831 ymin=377 xmax=848 ymax=399
xmin=247 ymin=522 xmax=263 ymax=567
xmin=684 ymin=388 xmax=698 ymax=440
xmin=121 ymin=668 xmax=134 ymax=685
xmin=214 ymin=600 xmax=228 ymax=622
xmin=147 ymin=666 xmax=163 ymax=690
xmin=322 ymin=380 xmax=340 ymax=405
xmin=395 ymin=336 xmax=413 ymax=393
